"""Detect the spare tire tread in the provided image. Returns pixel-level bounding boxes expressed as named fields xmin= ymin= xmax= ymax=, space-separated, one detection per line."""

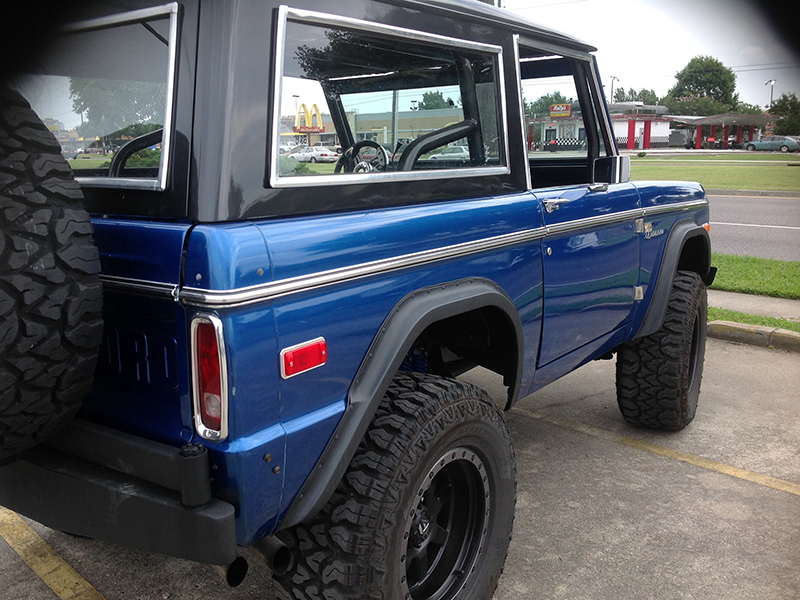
xmin=0 ymin=88 xmax=103 ymax=460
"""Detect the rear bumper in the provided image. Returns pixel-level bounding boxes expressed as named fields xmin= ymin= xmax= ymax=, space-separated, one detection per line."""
xmin=0 ymin=420 xmax=237 ymax=566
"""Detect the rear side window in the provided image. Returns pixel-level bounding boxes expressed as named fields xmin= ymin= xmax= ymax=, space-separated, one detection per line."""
xmin=270 ymin=7 xmax=508 ymax=187
xmin=12 ymin=3 xmax=179 ymax=191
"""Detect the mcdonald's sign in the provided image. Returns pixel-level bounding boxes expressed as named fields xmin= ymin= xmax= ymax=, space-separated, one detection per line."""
xmin=294 ymin=103 xmax=325 ymax=133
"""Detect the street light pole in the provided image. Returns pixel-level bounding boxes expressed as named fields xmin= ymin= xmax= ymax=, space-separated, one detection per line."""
xmin=610 ymin=76 xmax=619 ymax=102
xmin=765 ymin=79 xmax=776 ymax=108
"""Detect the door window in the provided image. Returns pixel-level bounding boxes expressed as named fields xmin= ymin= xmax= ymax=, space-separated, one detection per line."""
xmin=518 ymin=45 xmax=611 ymax=189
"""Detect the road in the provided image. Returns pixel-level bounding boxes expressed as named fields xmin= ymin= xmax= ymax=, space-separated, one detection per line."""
xmin=707 ymin=193 xmax=800 ymax=261
xmin=2 ymin=338 xmax=799 ymax=600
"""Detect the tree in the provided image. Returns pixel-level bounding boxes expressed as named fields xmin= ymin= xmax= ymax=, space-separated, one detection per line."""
xmin=417 ymin=90 xmax=455 ymax=110
xmin=70 ymin=78 xmax=165 ymax=140
xmin=735 ymin=102 xmax=766 ymax=115
xmin=668 ymin=56 xmax=737 ymax=108
xmin=613 ymin=87 xmax=658 ymax=104
xmin=769 ymin=93 xmax=800 ymax=135
xmin=660 ymin=94 xmax=731 ymax=116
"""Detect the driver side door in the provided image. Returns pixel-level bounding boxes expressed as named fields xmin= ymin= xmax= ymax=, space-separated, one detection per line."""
xmin=517 ymin=41 xmax=641 ymax=368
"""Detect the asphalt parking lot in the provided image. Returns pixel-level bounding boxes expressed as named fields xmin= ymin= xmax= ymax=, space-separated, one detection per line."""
xmin=1 ymin=337 xmax=799 ymax=600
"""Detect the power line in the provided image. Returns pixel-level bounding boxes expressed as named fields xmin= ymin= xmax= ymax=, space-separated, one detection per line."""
xmin=728 ymin=61 xmax=797 ymax=69
xmin=731 ymin=64 xmax=799 ymax=74
xmin=506 ymin=0 xmax=590 ymax=10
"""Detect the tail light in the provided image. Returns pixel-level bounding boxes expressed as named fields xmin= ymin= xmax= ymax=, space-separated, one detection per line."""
xmin=191 ymin=314 xmax=228 ymax=441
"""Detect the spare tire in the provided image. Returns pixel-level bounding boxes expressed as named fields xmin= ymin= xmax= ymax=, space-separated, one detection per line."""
xmin=0 ymin=88 xmax=103 ymax=461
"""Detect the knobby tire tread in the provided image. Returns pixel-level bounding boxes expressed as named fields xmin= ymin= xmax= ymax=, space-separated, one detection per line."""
xmin=0 ymin=88 xmax=103 ymax=459
xmin=616 ymin=270 xmax=707 ymax=431
xmin=273 ymin=372 xmax=515 ymax=600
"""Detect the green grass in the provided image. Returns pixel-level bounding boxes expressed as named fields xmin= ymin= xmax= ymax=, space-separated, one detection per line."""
xmin=68 ymin=157 xmax=109 ymax=169
xmin=708 ymin=307 xmax=800 ymax=334
xmin=635 ymin=153 xmax=800 ymax=162
xmin=710 ymin=253 xmax=800 ymax=300
xmin=303 ymin=162 xmax=337 ymax=175
xmin=630 ymin=163 xmax=800 ymax=191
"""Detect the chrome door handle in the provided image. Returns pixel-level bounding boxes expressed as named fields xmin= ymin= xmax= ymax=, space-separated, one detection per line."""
xmin=543 ymin=198 xmax=571 ymax=213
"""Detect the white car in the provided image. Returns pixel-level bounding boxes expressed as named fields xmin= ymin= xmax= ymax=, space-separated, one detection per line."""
xmin=292 ymin=146 xmax=339 ymax=163
xmin=429 ymin=145 xmax=470 ymax=160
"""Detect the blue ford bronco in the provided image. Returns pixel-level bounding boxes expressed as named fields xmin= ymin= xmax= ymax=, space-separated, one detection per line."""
xmin=0 ymin=0 xmax=715 ymax=597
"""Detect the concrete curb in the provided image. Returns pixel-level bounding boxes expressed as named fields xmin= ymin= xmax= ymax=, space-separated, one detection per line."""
xmin=705 ymin=189 xmax=800 ymax=198
xmin=708 ymin=320 xmax=800 ymax=352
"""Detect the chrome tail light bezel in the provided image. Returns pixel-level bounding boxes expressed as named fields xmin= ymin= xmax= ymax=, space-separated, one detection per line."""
xmin=190 ymin=313 xmax=229 ymax=441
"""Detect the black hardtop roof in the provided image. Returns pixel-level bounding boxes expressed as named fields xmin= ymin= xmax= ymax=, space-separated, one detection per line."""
xmin=387 ymin=0 xmax=596 ymax=54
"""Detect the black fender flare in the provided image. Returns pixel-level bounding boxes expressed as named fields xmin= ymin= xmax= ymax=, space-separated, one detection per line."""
xmin=635 ymin=219 xmax=715 ymax=339
xmin=277 ymin=277 xmax=523 ymax=530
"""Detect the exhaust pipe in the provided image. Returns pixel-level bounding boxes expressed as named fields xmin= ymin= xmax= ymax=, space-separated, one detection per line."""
xmin=252 ymin=535 xmax=294 ymax=576
xmin=213 ymin=555 xmax=249 ymax=587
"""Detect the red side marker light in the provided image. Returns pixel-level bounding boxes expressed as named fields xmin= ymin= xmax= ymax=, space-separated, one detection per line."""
xmin=281 ymin=337 xmax=327 ymax=379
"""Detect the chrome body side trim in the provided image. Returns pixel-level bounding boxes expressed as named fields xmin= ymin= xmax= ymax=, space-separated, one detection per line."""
xmin=642 ymin=199 xmax=707 ymax=217
xmin=101 ymin=198 xmax=707 ymax=308
xmin=180 ymin=225 xmax=549 ymax=307
xmin=100 ymin=275 xmax=179 ymax=300
xmin=545 ymin=207 xmax=643 ymax=236
xmin=179 ymin=198 xmax=708 ymax=308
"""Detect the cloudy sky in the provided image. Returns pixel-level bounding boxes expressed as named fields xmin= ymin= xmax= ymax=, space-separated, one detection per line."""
xmin=503 ymin=0 xmax=800 ymax=109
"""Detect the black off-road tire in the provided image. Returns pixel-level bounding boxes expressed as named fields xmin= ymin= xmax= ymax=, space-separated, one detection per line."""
xmin=274 ymin=371 xmax=516 ymax=600
xmin=0 ymin=88 xmax=103 ymax=460
xmin=616 ymin=270 xmax=707 ymax=431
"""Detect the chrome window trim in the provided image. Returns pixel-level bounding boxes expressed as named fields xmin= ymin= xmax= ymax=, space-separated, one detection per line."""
xmin=62 ymin=2 xmax=179 ymax=192
xmin=190 ymin=314 xmax=229 ymax=442
xmin=516 ymin=35 xmax=591 ymax=61
xmin=586 ymin=58 xmax=616 ymax=158
xmin=271 ymin=166 xmax=511 ymax=189
xmin=512 ymin=35 xmax=533 ymax=192
xmin=177 ymin=197 xmax=708 ymax=308
xmin=269 ymin=5 xmax=510 ymax=189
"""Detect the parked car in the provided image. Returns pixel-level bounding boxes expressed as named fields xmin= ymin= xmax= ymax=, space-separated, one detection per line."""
xmin=292 ymin=145 xmax=339 ymax=162
xmin=429 ymin=144 xmax=470 ymax=160
xmin=744 ymin=135 xmax=800 ymax=153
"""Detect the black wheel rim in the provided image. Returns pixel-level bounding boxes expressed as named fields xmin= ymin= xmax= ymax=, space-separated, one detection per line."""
xmin=402 ymin=447 xmax=489 ymax=600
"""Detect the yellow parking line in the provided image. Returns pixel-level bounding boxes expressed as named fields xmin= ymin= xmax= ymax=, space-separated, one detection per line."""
xmin=0 ymin=507 xmax=105 ymax=600
xmin=530 ymin=411 xmax=800 ymax=497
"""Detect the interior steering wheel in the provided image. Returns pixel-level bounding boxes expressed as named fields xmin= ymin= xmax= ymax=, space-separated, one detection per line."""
xmin=334 ymin=140 xmax=388 ymax=174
